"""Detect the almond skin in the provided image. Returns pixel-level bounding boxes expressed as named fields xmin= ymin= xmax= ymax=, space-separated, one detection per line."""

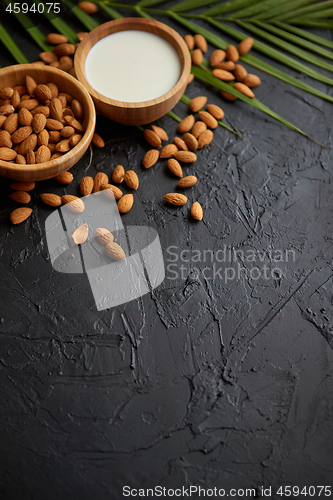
xmin=167 ymin=159 xmax=183 ymax=178
xmin=184 ymin=34 xmax=195 ymax=50
xmin=177 ymin=115 xmax=195 ymax=134
xmin=173 ymin=137 xmax=188 ymax=151
xmin=234 ymin=64 xmax=248 ymax=82
xmin=39 ymin=51 xmax=58 ymax=64
xmin=191 ymin=48 xmax=203 ymax=66
xmin=18 ymin=108 xmax=33 ymax=126
xmin=11 ymin=90 xmax=20 ymax=108
xmin=54 ymin=171 xmax=73 ymax=184
xmin=189 ymin=96 xmax=207 ymax=113
xmin=31 ymin=105 xmax=50 ymax=117
xmin=0 ymin=104 xmax=14 ymax=115
xmin=64 ymin=116 xmax=84 ymax=133
xmin=25 ymin=75 xmax=37 ymax=97
xmin=26 ymin=150 xmax=36 ymax=165
xmin=0 ymin=130 xmax=12 ymax=148
xmin=46 ymin=33 xmax=68 ymax=45
xmin=35 ymin=145 xmax=51 ymax=163
xmin=32 ymin=113 xmax=46 ymax=134
xmin=9 ymin=191 xmax=31 ymax=204
xmin=96 ymin=228 xmax=114 ymax=245
xmin=12 ymin=126 xmax=32 ymax=144
xmin=46 ymin=118 xmax=63 ymax=131
xmin=77 ymin=1 xmax=99 ymax=14
xmin=142 ymin=149 xmax=159 ymax=169
xmin=40 ymin=193 xmax=62 ymax=207
xmin=101 ymin=184 xmax=123 ymax=200
xmin=160 ymin=144 xmax=178 ymax=159
xmin=47 ymin=83 xmax=59 ymax=99
xmin=71 ymin=100 xmax=84 ymax=120
xmin=70 ymin=134 xmax=82 ymax=147
xmin=206 ymin=104 xmax=224 ymax=120
xmin=191 ymin=202 xmax=203 ymax=221
xmin=56 ymin=139 xmax=71 ymax=153
xmin=212 ymin=69 xmax=235 ymax=82
xmin=192 ymin=121 xmax=207 ymax=139
xmin=93 ymin=172 xmax=109 ymax=193
xmin=72 ymin=223 xmax=89 ymax=245
xmin=35 ymin=84 xmax=53 ymax=103
xmin=18 ymin=99 xmax=39 ymax=111
xmin=242 ymin=74 xmax=261 ymax=88
xmin=197 ymin=129 xmax=214 ymax=149
xmin=124 ymin=170 xmax=139 ymax=190
xmin=0 ymin=116 xmax=8 ymax=128
xmin=53 ymin=43 xmax=76 ymax=57
xmin=105 ymin=242 xmax=126 ymax=261
xmin=80 ymin=176 xmax=94 ymax=196
xmin=226 ymin=44 xmax=239 ymax=62
xmin=151 ymin=125 xmax=168 ymax=141
xmin=177 ymin=175 xmax=198 ymax=188
xmin=62 ymin=195 xmax=85 ymax=213
xmin=173 ymin=151 xmax=197 ymax=163
xmin=60 ymin=126 xmax=75 ymax=138
xmin=143 ymin=129 xmax=161 ymax=148
xmin=10 ymin=181 xmax=35 ymax=191
xmin=10 ymin=207 xmax=32 ymax=224
xmin=238 ymin=37 xmax=253 ymax=56
xmin=112 ymin=165 xmax=125 ymax=183
xmin=209 ymin=49 xmax=226 ymax=67
xmin=0 ymin=87 xmax=14 ymax=99
xmin=0 ymin=147 xmax=17 ymax=161
xmin=16 ymin=154 xmax=26 ymax=165
xmin=50 ymin=98 xmax=63 ymax=121
xmin=198 ymin=111 xmax=218 ymax=129
xmin=214 ymin=61 xmax=235 ymax=71
xmin=3 ymin=113 xmax=18 ymax=133
xmin=164 ymin=193 xmax=188 ymax=206
xmin=92 ymin=132 xmax=105 ymax=148
xmin=183 ymin=133 xmax=198 ymax=152
xmin=234 ymin=82 xmax=255 ymax=98
xmin=117 ymin=194 xmax=133 ymax=214
xmin=194 ymin=34 xmax=207 ymax=53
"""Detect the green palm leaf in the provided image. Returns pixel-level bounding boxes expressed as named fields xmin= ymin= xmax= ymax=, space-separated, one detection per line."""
xmin=0 ymin=21 xmax=29 ymax=64
xmin=273 ymin=0 xmax=333 ymax=21
xmin=272 ymin=21 xmax=333 ymax=49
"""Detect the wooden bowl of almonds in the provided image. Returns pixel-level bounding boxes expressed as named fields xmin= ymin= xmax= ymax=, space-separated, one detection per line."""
xmin=0 ymin=64 xmax=96 ymax=181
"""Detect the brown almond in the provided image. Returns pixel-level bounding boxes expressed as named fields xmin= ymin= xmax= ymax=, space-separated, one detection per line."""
xmin=101 ymin=184 xmax=123 ymax=200
xmin=194 ymin=34 xmax=207 ymax=53
xmin=72 ymin=223 xmax=89 ymax=245
xmin=46 ymin=33 xmax=68 ymax=45
xmin=59 ymin=92 xmax=73 ymax=104
xmin=56 ymin=139 xmax=71 ymax=152
xmin=59 ymin=56 xmax=73 ymax=71
xmin=105 ymin=242 xmax=126 ymax=261
xmin=206 ymin=104 xmax=224 ymax=120
xmin=61 ymin=126 xmax=75 ymax=138
xmin=39 ymin=51 xmax=58 ymax=64
xmin=70 ymin=134 xmax=82 ymax=147
xmin=18 ymin=108 xmax=33 ymax=126
xmin=49 ymin=131 xmax=62 ymax=143
xmin=183 ymin=133 xmax=198 ymax=152
xmin=0 ymin=130 xmax=12 ymax=148
xmin=184 ymin=34 xmax=195 ymax=50
xmin=191 ymin=48 xmax=203 ymax=66
xmin=191 ymin=202 xmax=203 ymax=221
xmin=93 ymin=172 xmax=109 ymax=193
xmin=234 ymin=82 xmax=255 ymax=98
xmin=198 ymin=111 xmax=218 ymax=129
xmin=112 ymin=164 xmax=125 ymax=183
xmin=35 ymin=145 xmax=51 ymax=163
xmin=9 ymin=190 xmax=31 ymax=204
xmin=80 ymin=176 xmax=94 ymax=196
xmin=174 ymin=151 xmax=197 ymax=163
xmin=96 ymin=228 xmax=114 ymax=245
xmin=187 ymin=74 xmax=194 ymax=85
xmin=11 ymin=126 xmax=32 ymax=144
xmin=54 ymin=171 xmax=73 ymax=184
xmin=53 ymin=43 xmax=76 ymax=57
xmin=0 ymin=104 xmax=15 ymax=116
xmin=214 ymin=61 xmax=235 ymax=71
xmin=25 ymin=75 xmax=37 ymax=97
xmin=242 ymin=74 xmax=261 ymax=88
xmin=49 ymin=61 xmax=60 ymax=68
xmin=64 ymin=116 xmax=84 ymax=133
xmin=92 ymin=133 xmax=105 ymax=148
xmin=197 ymin=129 xmax=214 ymax=149
xmin=212 ymin=69 xmax=235 ymax=82
xmin=177 ymin=175 xmax=198 ymax=188
xmin=26 ymin=150 xmax=36 ymax=165
xmin=164 ymin=193 xmax=187 ymax=206
xmin=50 ymin=98 xmax=63 ymax=121
xmin=32 ymin=113 xmax=46 ymax=134
xmin=177 ymin=115 xmax=195 ymax=134
xmin=234 ymin=64 xmax=247 ymax=82
xmin=124 ymin=170 xmax=139 ymax=190
xmin=191 ymin=121 xmax=207 ymax=139
xmin=48 ymin=143 xmax=57 ymax=153
xmin=38 ymin=129 xmax=49 ymax=146
xmin=11 ymin=90 xmax=20 ymax=108
xmin=173 ymin=137 xmax=188 ymax=151
xmin=210 ymin=49 xmax=226 ymax=67
xmin=0 ymin=115 xmax=7 ymax=127
xmin=14 ymin=85 xmax=27 ymax=97
xmin=143 ymin=129 xmax=161 ymax=148
xmin=77 ymin=1 xmax=98 ymax=14
xmin=58 ymin=95 xmax=67 ymax=108
xmin=62 ymin=195 xmax=85 ymax=213
xmin=151 ymin=125 xmax=168 ymax=141
xmin=189 ymin=96 xmax=207 ymax=113
xmin=46 ymin=118 xmax=64 ymax=131
xmin=16 ymin=154 xmax=26 ymax=165
xmin=117 ymin=194 xmax=133 ymax=214
xmin=3 ymin=113 xmax=18 ymax=134
xmin=226 ymin=44 xmax=239 ymax=63
xmin=71 ymin=99 xmax=84 ymax=120
xmin=35 ymin=84 xmax=53 ymax=103
xmin=47 ymin=82 xmax=59 ymax=99
xmin=142 ymin=149 xmax=159 ymax=169
xmin=167 ymin=158 xmax=183 ymax=178
xmin=18 ymin=99 xmax=39 ymax=111
xmin=10 ymin=207 xmax=32 ymax=224
xmin=160 ymin=144 xmax=178 ymax=159
xmin=238 ymin=37 xmax=253 ymax=56
xmin=19 ymin=134 xmax=37 ymax=155
xmin=63 ymin=108 xmax=75 ymax=119
xmin=0 ymin=87 xmax=13 ymax=99
xmin=31 ymin=105 xmax=50 ymax=118
xmin=10 ymin=181 xmax=35 ymax=191
xmin=40 ymin=193 xmax=62 ymax=207
xmin=50 ymin=153 xmax=63 ymax=160
xmin=220 ymin=90 xmax=238 ymax=101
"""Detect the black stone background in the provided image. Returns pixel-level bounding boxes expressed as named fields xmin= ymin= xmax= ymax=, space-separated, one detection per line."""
xmin=1 ymin=1 xmax=333 ymax=499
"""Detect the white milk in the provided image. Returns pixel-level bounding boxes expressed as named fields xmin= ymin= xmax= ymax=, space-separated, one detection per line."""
xmin=84 ymin=30 xmax=182 ymax=103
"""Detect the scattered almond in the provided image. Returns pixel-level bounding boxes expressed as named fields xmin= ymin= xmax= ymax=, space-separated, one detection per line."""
xmin=167 ymin=158 xmax=183 ymax=178
xmin=183 ymin=133 xmax=198 ymax=152
xmin=177 ymin=176 xmax=198 ymax=188
xmin=46 ymin=33 xmax=68 ymax=45
xmin=174 ymin=151 xmax=197 ymax=163
xmin=220 ymin=89 xmax=238 ymax=101
xmin=151 ymin=125 xmax=168 ymax=141
xmin=80 ymin=176 xmax=94 ymax=196
xmin=39 ymin=52 xmax=58 ymax=64
xmin=177 ymin=115 xmax=195 ymax=134
xmin=40 ymin=193 xmax=62 ymax=207
xmin=173 ymin=137 xmax=188 ymax=151
xmin=62 ymin=195 xmax=85 ymax=213
xmin=184 ymin=34 xmax=195 ymax=50
xmin=124 ymin=170 xmax=139 ymax=190
xmin=226 ymin=44 xmax=239 ymax=63
xmin=187 ymin=74 xmax=194 ymax=85
xmin=53 ymin=43 xmax=76 ymax=58
xmin=206 ymin=104 xmax=224 ymax=120
xmin=191 ymin=48 xmax=203 ymax=66
xmin=189 ymin=96 xmax=207 ymax=113
xmin=209 ymin=49 xmax=226 ymax=67
xmin=238 ymin=37 xmax=253 ymax=56
xmin=92 ymin=132 xmax=105 ymax=148
xmin=101 ymin=184 xmax=123 ymax=200
xmin=191 ymin=202 xmax=203 ymax=221
xmin=10 ymin=207 xmax=32 ymax=224
xmin=198 ymin=111 xmax=218 ymax=129
xmin=234 ymin=82 xmax=255 ymax=98
xmin=77 ymin=1 xmax=98 ymax=14
xmin=142 ymin=149 xmax=159 ymax=168
xmin=143 ymin=129 xmax=161 ymax=148
xmin=197 ymin=129 xmax=214 ymax=149
xmin=160 ymin=144 xmax=178 ymax=158
xmin=93 ymin=172 xmax=109 ymax=193
xmin=55 ymin=171 xmax=73 ymax=184
xmin=112 ymin=165 xmax=125 ymax=183
xmin=243 ymin=74 xmax=261 ymax=88
xmin=9 ymin=191 xmax=31 ymax=204
xmin=105 ymin=241 xmax=126 ymax=261
xmin=164 ymin=193 xmax=188 ymax=206
xmin=10 ymin=181 xmax=35 ymax=191
xmin=212 ymin=69 xmax=235 ymax=82
xmin=192 ymin=121 xmax=207 ymax=139
xmin=214 ymin=61 xmax=235 ymax=71
xmin=96 ymin=228 xmax=114 ymax=245
xmin=72 ymin=223 xmax=89 ymax=244
xmin=118 ymin=194 xmax=134 ymax=214
xmin=194 ymin=34 xmax=207 ymax=53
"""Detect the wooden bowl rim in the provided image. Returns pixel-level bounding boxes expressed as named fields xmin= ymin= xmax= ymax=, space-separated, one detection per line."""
xmin=0 ymin=64 xmax=96 ymax=178
xmin=74 ymin=17 xmax=191 ymax=110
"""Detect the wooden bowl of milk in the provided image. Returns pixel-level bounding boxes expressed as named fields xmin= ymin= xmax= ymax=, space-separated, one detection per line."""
xmin=74 ymin=18 xmax=191 ymax=126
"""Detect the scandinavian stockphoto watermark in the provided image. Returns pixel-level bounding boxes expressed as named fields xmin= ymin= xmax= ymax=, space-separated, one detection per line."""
xmin=166 ymin=245 xmax=296 ymax=283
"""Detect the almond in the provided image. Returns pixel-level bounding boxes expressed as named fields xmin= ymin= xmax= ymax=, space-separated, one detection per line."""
xmin=53 ymin=43 xmax=76 ymax=57
xmin=0 ymin=115 xmax=7 ymax=128
xmin=173 ymin=151 xmax=197 ymax=163
xmin=192 ymin=121 xmax=207 ymax=139
xmin=117 ymin=194 xmax=133 ymax=214
xmin=14 ymin=85 xmax=27 ymax=96
xmin=3 ymin=113 xmax=18 ymax=134
xmin=177 ymin=115 xmax=195 ymax=134
xmin=0 ymin=87 xmax=13 ymax=99
xmin=151 ymin=125 xmax=168 ymax=141
xmin=101 ymin=184 xmax=123 ymax=200
xmin=80 ymin=176 xmax=94 ymax=196
xmin=32 ymin=113 xmax=46 ymax=134
xmin=50 ymin=98 xmax=63 ymax=121
xmin=61 ymin=126 xmax=75 ymax=138
xmin=234 ymin=82 xmax=255 ymax=98
xmin=16 ymin=154 xmax=26 ymax=165
xmin=47 ymin=82 xmax=59 ymax=98
xmin=70 ymin=134 xmax=82 ymax=147
xmin=0 ymin=104 xmax=14 ymax=115
xmin=124 ymin=170 xmax=139 ymax=190
xmin=160 ymin=144 xmax=178 ymax=158
xmin=212 ymin=69 xmax=235 ymax=82
xmin=187 ymin=74 xmax=194 ymax=85
xmin=112 ymin=165 xmax=125 ymax=183
xmin=220 ymin=90 xmax=238 ymax=101
xmin=164 ymin=193 xmax=187 ymax=206
xmin=64 ymin=116 xmax=84 ymax=133
xmin=191 ymin=202 xmax=203 ymax=220
xmin=198 ymin=111 xmax=218 ymax=129
xmin=226 ymin=44 xmax=239 ymax=62
xmin=18 ymin=99 xmax=39 ymax=111
xmin=93 ymin=172 xmax=109 ymax=193
xmin=183 ymin=133 xmax=198 ymax=152
xmin=11 ymin=90 xmax=20 ymax=108
xmin=24 ymin=76 xmax=37 ymax=97
xmin=191 ymin=48 xmax=203 ymax=66
xmin=189 ymin=96 xmax=207 ymax=113
xmin=58 ymin=95 xmax=67 ymax=108
xmin=46 ymin=33 xmax=68 ymax=45
xmin=0 ymin=147 xmax=17 ymax=161
xmin=12 ymin=126 xmax=32 ymax=144
xmin=0 ymin=130 xmax=12 ymax=148
xmin=56 ymin=139 xmax=71 ymax=152
xmin=214 ymin=61 xmax=235 ymax=71
xmin=173 ymin=137 xmax=188 ymax=151
xmin=96 ymin=228 xmax=114 ymax=245
xmin=59 ymin=92 xmax=73 ymax=104
xmin=206 ymin=104 xmax=224 ymax=120
xmin=18 ymin=108 xmax=33 ymax=126
xmin=184 ymin=34 xmax=195 ymax=50
xmin=71 ymin=99 xmax=84 ymax=120
xmin=36 ymin=145 xmax=51 ymax=163
xmin=50 ymin=153 xmax=63 ymax=160
xmin=177 ymin=176 xmax=198 ymax=188
xmin=238 ymin=37 xmax=253 ymax=56
xmin=10 ymin=207 xmax=32 ymax=224
xmin=194 ymin=34 xmax=207 ymax=52
xmin=92 ymin=132 xmax=104 ymax=148
xmin=26 ymin=150 xmax=35 ymax=164
xmin=167 ymin=158 xmax=183 ymax=178
xmin=197 ymin=129 xmax=214 ymax=149
xmin=63 ymin=108 xmax=75 ymax=119
xmin=46 ymin=118 xmax=63 ymax=131
xmin=72 ymin=223 xmax=89 ymax=245
xmin=10 ymin=181 xmax=35 ymax=191
xmin=9 ymin=190 xmax=31 ymax=204
xmin=39 ymin=51 xmax=58 ymax=64
xmin=242 ymin=74 xmax=261 ymax=88
xmin=143 ymin=129 xmax=161 ymax=148
xmin=142 ymin=149 xmax=159 ymax=169
xmin=58 ymin=56 xmax=73 ymax=72
xmin=209 ymin=49 xmax=226 ymax=67
xmin=18 ymin=134 xmax=37 ymax=156
xmin=234 ymin=64 xmax=248 ymax=82
xmin=31 ymin=105 xmax=50 ymax=117
xmin=62 ymin=195 xmax=85 ymax=213
xmin=77 ymin=1 xmax=98 ymax=14
xmin=54 ymin=171 xmax=73 ymax=184
xmin=105 ymin=242 xmax=126 ymax=261
xmin=49 ymin=131 xmax=61 ymax=143
xmin=40 ymin=193 xmax=62 ymax=207
xmin=35 ymin=84 xmax=53 ymax=103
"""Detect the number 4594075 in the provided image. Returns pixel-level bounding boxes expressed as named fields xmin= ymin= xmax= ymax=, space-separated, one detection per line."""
xmin=6 ymin=3 xmax=61 ymax=14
